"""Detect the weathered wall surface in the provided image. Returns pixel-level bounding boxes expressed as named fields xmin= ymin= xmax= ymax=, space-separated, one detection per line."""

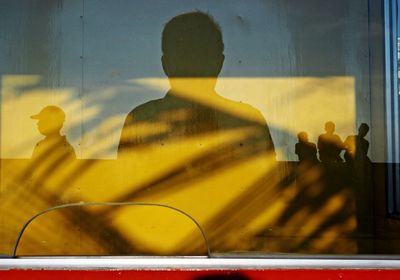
xmin=0 ymin=0 xmax=377 ymax=161
xmin=0 ymin=0 xmax=394 ymax=256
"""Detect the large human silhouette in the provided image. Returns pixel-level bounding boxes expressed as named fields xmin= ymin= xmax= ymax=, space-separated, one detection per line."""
xmin=31 ymin=105 xmax=76 ymax=160
xmin=317 ymin=121 xmax=343 ymax=163
xmin=115 ymin=12 xmax=276 ymax=255
xmin=118 ymin=12 xmax=275 ymax=160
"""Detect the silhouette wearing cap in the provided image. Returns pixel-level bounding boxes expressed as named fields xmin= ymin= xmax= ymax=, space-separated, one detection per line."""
xmin=31 ymin=105 xmax=76 ymax=160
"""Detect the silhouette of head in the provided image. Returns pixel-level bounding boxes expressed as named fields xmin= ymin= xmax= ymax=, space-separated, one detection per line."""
xmin=161 ymin=11 xmax=225 ymax=78
xmin=358 ymin=123 xmax=369 ymax=137
xmin=297 ymin=131 xmax=308 ymax=143
xmin=31 ymin=105 xmax=65 ymax=136
xmin=324 ymin=121 xmax=335 ymax=134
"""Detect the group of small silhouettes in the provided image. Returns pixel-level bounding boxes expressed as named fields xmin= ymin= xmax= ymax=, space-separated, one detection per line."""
xmin=295 ymin=121 xmax=370 ymax=164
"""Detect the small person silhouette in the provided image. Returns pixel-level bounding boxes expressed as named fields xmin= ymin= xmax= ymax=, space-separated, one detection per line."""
xmin=344 ymin=123 xmax=373 ymax=253
xmin=295 ymin=131 xmax=318 ymax=163
xmin=344 ymin=123 xmax=370 ymax=163
xmin=317 ymin=121 xmax=344 ymax=163
xmin=31 ymin=105 xmax=76 ymax=160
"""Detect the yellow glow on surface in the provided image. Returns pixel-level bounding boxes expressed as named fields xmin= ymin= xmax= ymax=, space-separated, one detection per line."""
xmin=2 ymin=76 xmax=355 ymax=159
xmin=0 ymin=75 xmax=362 ymax=255
xmin=135 ymin=77 xmax=356 ymax=160
xmin=1 ymin=75 xmax=83 ymax=158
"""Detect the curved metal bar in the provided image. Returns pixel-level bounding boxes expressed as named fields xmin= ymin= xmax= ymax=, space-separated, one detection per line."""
xmin=12 ymin=202 xmax=210 ymax=257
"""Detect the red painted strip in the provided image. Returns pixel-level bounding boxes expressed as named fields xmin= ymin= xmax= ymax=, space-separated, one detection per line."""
xmin=1 ymin=269 xmax=400 ymax=280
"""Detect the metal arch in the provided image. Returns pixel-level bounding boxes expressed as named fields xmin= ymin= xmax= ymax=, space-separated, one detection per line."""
xmin=12 ymin=202 xmax=211 ymax=257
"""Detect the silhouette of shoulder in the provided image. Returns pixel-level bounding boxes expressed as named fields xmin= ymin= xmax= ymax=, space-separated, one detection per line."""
xmin=123 ymin=97 xmax=168 ymax=123
xmin=32 ymin=135 xmax=76 ymax=159
xmin=118 ymin=94 xmax=275 ymax=154
xmin=214 ymin=95 xmax=268 ymax=125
